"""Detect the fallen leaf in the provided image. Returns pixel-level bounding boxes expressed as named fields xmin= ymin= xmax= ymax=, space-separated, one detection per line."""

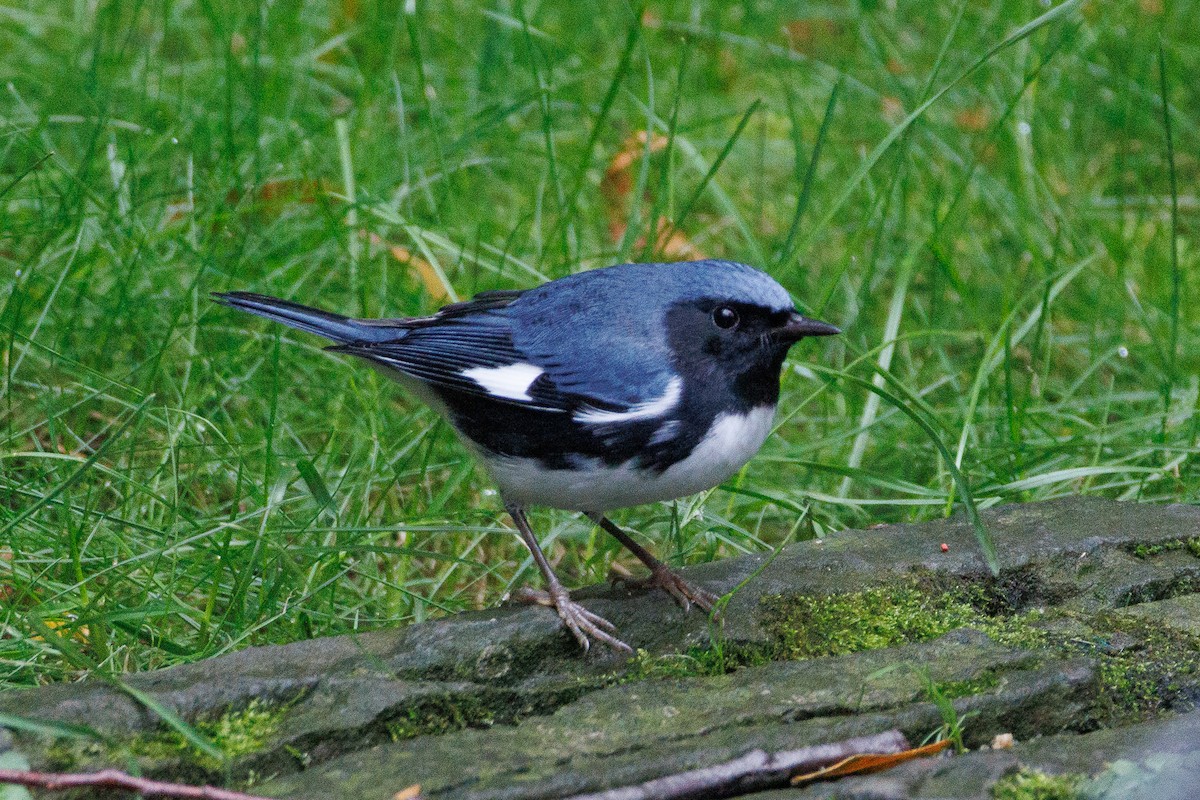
xmin=601 ymin=132 xmax=703 ymax=260
xmin=363 ymin=231 xmax=451 ymax=301
xmin=221 ymin=179 xmax=327 ymax=220
xmin=392 ymin=784 xmax=423 ymax=800
xmin=32 ymin=617 xmax=91 ymax=645
xmin=239 ymin=178 xmax=326 ymax=207
xmin=648 ymin=217 xmax=705 ymax=261
xmin=601 ymin=131 xmax=668 ymax=241
xmin=163 ymin=179 xmax=329 ymax=229
xmin=0 ymin=549 xmax=12 ymax=604
xmin=783 ymin=19 xmax=841 ymax=54
xmin=792 ymin=738 xmax=952 ymax=784
xmin=955 ymin=107 xmax=991 ymax=133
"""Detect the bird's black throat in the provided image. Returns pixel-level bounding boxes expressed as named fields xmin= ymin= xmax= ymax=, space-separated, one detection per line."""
xmin=664 ymin=300 xmax=793 ymax=412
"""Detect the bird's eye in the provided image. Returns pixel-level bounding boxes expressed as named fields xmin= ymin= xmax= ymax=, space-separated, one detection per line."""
xmin=713 ymin=306 xmax=739 ymax=330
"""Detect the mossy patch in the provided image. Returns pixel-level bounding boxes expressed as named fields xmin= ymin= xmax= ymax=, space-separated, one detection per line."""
xmin=380 ymin=684 xmax=597 ymax=741
xmin=937 ymin=671 xmax=1002 ymax=699
xmin=1128 ymin=538 xmax=1200 ymax=560
xmin=126 ymin=699 xmax=283 ymax=771
xmin=1090 ymin=614 xmax=1200 ymax=725
xmin=758 ymin=575 xmax=1056 ymax=663
xmin=196 ymin=699 xmax=280 ymax=759
xmin=38 ymin=699 xmax=286 ymax=775
xmin=976 ymin=610 xmax=1050 ymax=650
xmin=760 ymin=585 xmax=981 ymax=659
xmin=622 ymin=642 xmax=776 ymax=681
xmin=992 ymin=768 xmax=1082 ymax=799
xmin=385 ymin=694 xmax=498 ymax=740
xmin=623 ymin=647 xmax=730 ymax=680
xmin=758 ymin=578 xmax=1051 ymax=662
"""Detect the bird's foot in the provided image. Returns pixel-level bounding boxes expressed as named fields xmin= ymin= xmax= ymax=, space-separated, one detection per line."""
xmin=613 ymin=564 xmax=721 ymax=617
xmin=513 ymin=585 xmax=633 ymax=654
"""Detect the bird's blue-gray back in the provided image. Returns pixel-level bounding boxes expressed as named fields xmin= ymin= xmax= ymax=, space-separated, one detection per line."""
xmin=509 ymin=260 xmax=793 ymax=410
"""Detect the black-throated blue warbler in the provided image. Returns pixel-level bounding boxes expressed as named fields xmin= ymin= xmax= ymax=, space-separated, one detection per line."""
xmin=215 ymin=259 xmax=838 ymax=652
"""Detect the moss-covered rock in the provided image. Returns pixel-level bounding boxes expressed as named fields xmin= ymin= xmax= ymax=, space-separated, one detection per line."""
xmin=4 ymin=497 xmax=1200 ymax=799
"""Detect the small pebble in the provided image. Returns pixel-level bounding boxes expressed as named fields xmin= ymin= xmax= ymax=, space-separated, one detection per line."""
xmin=992 ymin=733 xmax=1015 ymax=749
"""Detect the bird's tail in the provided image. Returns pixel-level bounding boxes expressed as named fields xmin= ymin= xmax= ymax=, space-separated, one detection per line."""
xmin=212 ymin=292 xmax=401 ymax=344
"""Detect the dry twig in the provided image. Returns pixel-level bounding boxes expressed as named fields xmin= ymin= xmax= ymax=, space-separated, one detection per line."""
xmin=0 ymin=768 xmax=273 ymax=800
xmin=560 ymin=729 xmax=911 ymax=800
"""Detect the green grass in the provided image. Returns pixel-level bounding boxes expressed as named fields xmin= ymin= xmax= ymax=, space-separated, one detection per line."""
xmin=1 ymin=0 xmax=1196 ymax=690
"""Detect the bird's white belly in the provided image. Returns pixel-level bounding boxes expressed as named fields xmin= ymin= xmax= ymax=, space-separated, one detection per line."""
xmin=483 ymin=406 xmax=777 ymax=511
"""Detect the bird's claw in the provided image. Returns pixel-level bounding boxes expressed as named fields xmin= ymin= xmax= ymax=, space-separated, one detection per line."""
xmin=613 ymin=564 xmax=721 ymax=618
xmin=513 ymin=586 xmax=632 ymax=653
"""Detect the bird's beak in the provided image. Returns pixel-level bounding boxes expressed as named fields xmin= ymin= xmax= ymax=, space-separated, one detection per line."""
xmin=775 ymin=311 xmax=840 ymax=343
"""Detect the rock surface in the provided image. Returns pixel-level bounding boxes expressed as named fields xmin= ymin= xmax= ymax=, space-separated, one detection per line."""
xmin=2 ymin=497 xmax=1200 ymax=799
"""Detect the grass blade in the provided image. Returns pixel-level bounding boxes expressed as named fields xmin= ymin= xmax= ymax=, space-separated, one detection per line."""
xmin=1157 ymin=41 xmax=1181 ymax=447
xmin=776 ymin=80 xmax=841 ymax=273
xmin=809 ymin=365 xmax=998 ymax=575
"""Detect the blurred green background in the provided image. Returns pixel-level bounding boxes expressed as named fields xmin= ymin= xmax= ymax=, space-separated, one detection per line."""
xmin=1 ymin=0 xmax=1195 ymax=688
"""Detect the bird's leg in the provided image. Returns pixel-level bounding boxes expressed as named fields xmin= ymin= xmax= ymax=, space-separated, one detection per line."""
xmin=507 ymin=503 xmax=632 ymax=653
xmin=587 ymin=513 xmax=721 ymax=616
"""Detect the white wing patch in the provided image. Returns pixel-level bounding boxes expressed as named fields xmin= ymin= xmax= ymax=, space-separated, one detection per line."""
xmin=461 ymin=363 xmax=544 ymax=402
xmin=574 ymin=376 xmax=683 ymax=425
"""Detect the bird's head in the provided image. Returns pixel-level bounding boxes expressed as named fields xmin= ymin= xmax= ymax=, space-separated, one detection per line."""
xmin=661 ymin=261 xmax=839 ymax=406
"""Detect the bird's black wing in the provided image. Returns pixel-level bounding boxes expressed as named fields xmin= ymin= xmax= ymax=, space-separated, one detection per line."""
xmin=219 ymin=286 xmax=673 ymax=418
xmin=329 ymin=292 xmax=578 ymax=413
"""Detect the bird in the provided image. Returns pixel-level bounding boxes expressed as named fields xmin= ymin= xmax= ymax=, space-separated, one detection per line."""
xmin=214 ymin=259 xmax=839 ymax=653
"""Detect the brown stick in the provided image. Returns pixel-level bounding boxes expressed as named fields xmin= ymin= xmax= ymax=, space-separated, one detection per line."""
xmin=0 ymin=768 xmax=274 ymax=800
xmin=559 ymin=730 xmax=910 ymax=800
